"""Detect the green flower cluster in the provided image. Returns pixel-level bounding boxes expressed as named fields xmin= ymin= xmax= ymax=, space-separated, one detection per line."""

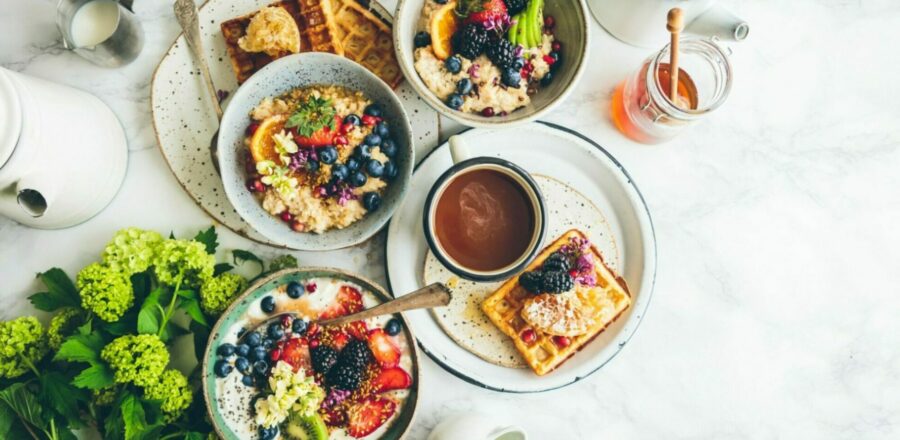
xmin=153 ymin=239 xmax=215 ymax=289
xmin=268 ymin=254 xmax=298 ymax=272
xmin=0 ymin=316 xmax=48 ymax=379
xmin=143 ymin=369 xmax=193 ymax=422
xmin=92 ymin=386 xmax=118 ymax=407
xmin=47 ymin=307 xmax=83 ymax=349
xmin=102 ymin=227 xmax=164 ymax=275
xmin=100 ymin=334 xmax=169 ymax=387
xmin=76 ymin=262 xmax=134 ymax=323
xmin=199 ymin=273 xmax=248 ymax=316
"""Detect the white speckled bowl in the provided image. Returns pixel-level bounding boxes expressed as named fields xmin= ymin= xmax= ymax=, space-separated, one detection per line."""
xmin=393 ymin=0 xmax=590 ymax=127
xmin=217 ymin=53 xmax=414 ymax=250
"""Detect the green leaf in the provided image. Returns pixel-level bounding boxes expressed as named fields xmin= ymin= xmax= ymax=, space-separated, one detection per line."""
xmin=38 ymin=372 xmax=86 ymax=429
xmin=190 ymin=321 xmax=211 ymax=364
xmin=193 ymin=226 xmax=219 ymax=254
xmin=0 ymin=400 xmax=14 ymax=437
xmin=36 ymin=268 xmax=79 ymax=305
xmin=131 ymin=272 xmax=152 ymax=303
xmin=54 ymin=333 xmax=104 ymax=364
xmin=177 ymin=297 xmax=208 ymax=327
xmin=213 ymin=263 xmax=234 ymax=276
xmin=232 ymin=249 xmax=264 ymax=269
xmin=169 ymin=231 xmax=176 ymax=239
xmin=176 ymin=289 xmax=199 ymax=301
xmin=120 ymin=393 xmax=148 ymax=440
xmin=284 ymin=96 xmax=336 ymax=137
xmin=72 ymin=363 xmax=115 ymax=390
xmin=184 ymin=432 xmax=206 ymax=440
xmin=0 ymin=383 xmax=46 ymax=432
xmin=268 ymin=254 xmax=298 ymax=272
xmin=137 ymin=288 xmax=163 ymax=335
xmin=76 ymin=320 xmax=92 ymax=336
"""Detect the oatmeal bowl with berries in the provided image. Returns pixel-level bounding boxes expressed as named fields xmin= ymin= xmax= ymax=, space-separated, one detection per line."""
xmin=394 ymin=0 xmax=589 ymax=126
xmin=218 ymin=52 xmax=414 ymax=250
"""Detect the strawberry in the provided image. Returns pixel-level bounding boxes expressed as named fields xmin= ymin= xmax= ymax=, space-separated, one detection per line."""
xmin=367 ymin=329 xmax=401 ymax=368
xmin=370 ymin=367 xmax=412 ymax=393
xmin=323 ymin=406 xmax=348 ymax=427
xmin=346 ymin=396 xmax=397 ymax=438
xmin=460 ymin=0 xmax=508 ymax=27
xmin=293 ymin=115 xmax=343 ymax=147
xmin=330 ymin=330 xmax=350 ymax=350
xmin=337 ymin=285 xmax=364 ymax=314
xmin=280 ymin=337 xmax=311 ymax=372
xmin=346 ymin=321 xmax=368 ymax=341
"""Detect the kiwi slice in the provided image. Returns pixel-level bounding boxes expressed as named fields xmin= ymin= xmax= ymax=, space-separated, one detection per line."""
xmin=283 ymin=412 xmax=328 ymax=440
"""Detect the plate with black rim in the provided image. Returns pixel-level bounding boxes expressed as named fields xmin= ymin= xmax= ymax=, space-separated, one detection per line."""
xmin=384 ymin=121 xmax=656 ymax=393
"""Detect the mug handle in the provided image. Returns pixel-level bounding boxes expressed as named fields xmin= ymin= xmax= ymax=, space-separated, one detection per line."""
xmin=487 ymin=425 xmax=528 ymax=440
xmin=448 ymin=135 xmax=471 ymax=165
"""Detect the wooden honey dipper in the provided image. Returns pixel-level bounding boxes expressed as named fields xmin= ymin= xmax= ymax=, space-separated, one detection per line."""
xmin=666 ymin=7 xmax=684 ymax=103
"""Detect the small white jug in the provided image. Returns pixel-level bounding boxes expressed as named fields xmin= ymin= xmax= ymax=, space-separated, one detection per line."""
xmin=0 ymin=67 xmax=127 ymax=229
xmin=428 ymin=413 xmax=528 ymax=440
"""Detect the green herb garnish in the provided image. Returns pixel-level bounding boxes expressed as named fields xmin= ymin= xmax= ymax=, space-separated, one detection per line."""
xmin=285 ymin=96 xmax=336 ymax=137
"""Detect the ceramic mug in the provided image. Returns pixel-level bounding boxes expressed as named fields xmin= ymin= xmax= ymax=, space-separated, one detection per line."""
xmin=422 ymin=135 xmax=546 ymax=282
xmin=427 ymin=413 xmax=528 ymax=440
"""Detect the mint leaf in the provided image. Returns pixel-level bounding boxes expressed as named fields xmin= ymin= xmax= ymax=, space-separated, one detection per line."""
xmin=39 ymin=372 xmax=87 ymax=429
xmin=54 ymin=333 xmax=104 ymax=364
xmin=137 ymin=288 xmax=163 ymax=335
xmin=29 ymin=268 xmax=80 ymax=311
xmin=72 ymin=363 xmax=115 ymax=390
xmin=285 ymin=97 xmax=336 ymax=137
xmin=193 ymin=226 xmax=219 ymax=254
xmin=0 ymin=383 xmax=45 ymax=432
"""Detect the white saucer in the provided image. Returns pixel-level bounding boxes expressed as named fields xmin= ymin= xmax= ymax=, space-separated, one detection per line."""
xmin=385 ymin=122 xmax=656 ymax=392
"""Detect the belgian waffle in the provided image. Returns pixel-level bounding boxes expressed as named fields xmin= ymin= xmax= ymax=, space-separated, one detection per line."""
xmin=329 ymin=0 xmax=403 ymax=88
xmin=481 ymin=229 xmax=632 ymax=376
xmin=221 ymin=0 xmax=343 ymax=84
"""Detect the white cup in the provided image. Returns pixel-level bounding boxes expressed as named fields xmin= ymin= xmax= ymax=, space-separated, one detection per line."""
xmin=427 ymin=413 xmax=528 ymax=440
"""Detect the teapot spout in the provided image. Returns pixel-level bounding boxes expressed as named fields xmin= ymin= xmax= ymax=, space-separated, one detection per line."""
xmin=15 ymin=176 xmax=54 ymax=218
xmin=685 ymin=4 xmax=749 ymax=42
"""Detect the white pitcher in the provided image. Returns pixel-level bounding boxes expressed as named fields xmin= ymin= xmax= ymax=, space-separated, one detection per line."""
xmin=588 ymin=0 xmax=749 ymax=48
xmin=0 ymin=67 xmax=127 ymax=229
xmin=428 ymin=413 xmax=527 ymax=440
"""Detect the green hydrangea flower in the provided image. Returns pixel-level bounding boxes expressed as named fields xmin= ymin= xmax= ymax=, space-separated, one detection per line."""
xmin=92 ymin=386 xmax=118 ymax=407
xmin=153 ymin=239 xmax=215 ymax=289
xmin=199 ymin=273 xmax=248 ymax=316
xmin=142 ymin=369 xmax=193 ymax=421
xmin=0 ymin=316 xmax=49 ymax=379
xmin=100 ymin=334 xmax=169 ymax=387
xmin=102 ymin=227 xmax=163 ymax=274
xmin=47 ymin=307 xmax=83 ymax=350
xmin=76 ymin=262 xmax=134 ymax=323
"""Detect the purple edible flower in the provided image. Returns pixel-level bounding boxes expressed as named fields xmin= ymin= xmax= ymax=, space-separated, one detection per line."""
xmin=560 ymin=237 xmax=597 ymax=287
xmin=335 ymin=185 xmax=357 ymax=206
xmin=216 ymin=89 xmax=230 ymax=103
xmin=289 ymin=148 xmax=318 ymax=171
xmin=514 ymin=45 xmax=524 ymax=58
xmin=467 ymin=63 xmax=481 ymax=79
xmin=322 ymin=389 xmax=351 ymax=409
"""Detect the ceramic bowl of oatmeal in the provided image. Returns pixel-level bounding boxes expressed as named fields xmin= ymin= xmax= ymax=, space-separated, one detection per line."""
xmin=218 ymin=52 xmax=414 ymax=250
xmin=393 ymin=0 xmax=589 ymax=127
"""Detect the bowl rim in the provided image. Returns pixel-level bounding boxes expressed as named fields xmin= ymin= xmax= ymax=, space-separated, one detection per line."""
xmin=216 ymin=52 xmax=414 ymax=250
xmin=391 ymin=0 xmax=591 ymax=128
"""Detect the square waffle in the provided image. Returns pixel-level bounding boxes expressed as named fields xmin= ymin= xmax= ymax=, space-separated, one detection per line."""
xmin=328 ymin=0 xmax=403 ymax=88
xmin=221 ymin=0 xmax=344 ymax=84
xmin=481 ymin=229 xmax=632 ymax=376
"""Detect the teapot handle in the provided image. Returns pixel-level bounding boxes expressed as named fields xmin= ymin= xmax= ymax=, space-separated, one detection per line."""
xmin=15 ymin=174 xmax=54 ymax=218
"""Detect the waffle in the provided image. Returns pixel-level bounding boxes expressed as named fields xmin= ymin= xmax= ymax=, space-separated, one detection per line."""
xmin=221 ymin=0 xmax=343 ymax=84
xmin=329 ymin=0 xmax=404 ymax=88
xmin=481 ymin=229 xmax=632 ymax=376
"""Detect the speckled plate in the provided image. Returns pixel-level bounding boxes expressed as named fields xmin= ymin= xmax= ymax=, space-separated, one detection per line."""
xmin=385 ymin=122 xmax=656 ymax=393
xmin=151 ymin=0 xmax=439 ymax=248
xmin=202 ymin=268 xmax=419 ymax=439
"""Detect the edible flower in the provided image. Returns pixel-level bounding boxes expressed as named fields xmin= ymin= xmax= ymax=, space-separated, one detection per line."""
xmin=560 ymin=237 xmax=597 ymax=287
xmin=260 ymin=164 xmax=299 ymax=200
xmin=254 ymin=361 xmax=325 ymax=428
xmin=273 ymin=130 xmax=299 ymax=166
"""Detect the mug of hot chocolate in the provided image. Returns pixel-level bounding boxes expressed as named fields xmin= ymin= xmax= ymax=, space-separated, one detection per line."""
xmin=423 ymin=136 xmax=547 ymax=282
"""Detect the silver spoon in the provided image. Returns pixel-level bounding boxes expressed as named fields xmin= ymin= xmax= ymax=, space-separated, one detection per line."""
xmin=174 ymin=0 xmax=223 ymax=174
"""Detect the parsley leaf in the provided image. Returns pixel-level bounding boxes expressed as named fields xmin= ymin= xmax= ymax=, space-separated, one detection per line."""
xmin=285 ymin=97 xmax=336 ymax=137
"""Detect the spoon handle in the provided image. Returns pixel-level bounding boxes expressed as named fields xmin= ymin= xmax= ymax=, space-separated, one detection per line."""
xmin=174 ymin=0 xmax=223 ymax=120
xmin=317 ymin=283 xmax=452 ymax=327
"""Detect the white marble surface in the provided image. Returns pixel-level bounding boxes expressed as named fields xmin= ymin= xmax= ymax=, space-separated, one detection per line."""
xmin=3 ymin=0 xmax=900 ymax=438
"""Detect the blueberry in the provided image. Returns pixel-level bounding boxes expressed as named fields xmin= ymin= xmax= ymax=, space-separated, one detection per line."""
xmin=349 ymin=171 xmax=368 ymax=188
xmin=364 ymin=133 xmax=382 ymax=147
xmin=267 ymin=323 xmax=284 ymax=340
xmin=319 ymin=146 xmax=338 ymax=164
xmin=261 ymin=296 xmax=276 ymax=313
xmin=259 ymin=425 xmax=278 ymax=440
xmin=251 ymin=346 xmax=268 ymax=361
xmin=434 ymin=0 xmax=448 ymax=3
xmin=444 ymin=56 xmax=462 ymax=74
xmin=236 ymin=343 xmax=250 ymax=357
xmin=292 ymin=319 xmax=308 ymax=334
xmin=343 ymin=114 xmax=361 ymax=126
xmin=380 ymin=138 xmax=398 ymax=157
xmin=253 ymin=360 xmax=269 ymax=375
xmin=549 ymin=51 xmax=561 ymax=67
xmin=217 ymin=343 xmax=236 ymax=357
xmin=540 ymin=71 xmax=553 ymax=87
xmin=234 ymin=356 xmax=251 ymax=373
xmin=375 ymin=122 xmax=390 ymax=138
xmin=306 ymin=160 xmax=320 ymax=173
xmin=214 ymin=359 xmax=233 ymax=378
xmin=383 ymin=161 xmax=399 ymax=181
xmin=241 ymin=374 xmax=255 ymax=387
xmin=346 ymin=156 xmax=361 ymax=171
xmin=364 ymin=104 xmax=383 ymax=117
xmin=512 ymin=57 xmax=525 ymax=70
xmin=456 ymin=78 xmax=473 ymax=95
xmin=501 ymin=68 xmax=522 ymax=88
xmin=414 ymin=31 xmax=431 ymax=48
xmin=363 ymin=192 xmax=382 ymax=211
xmin=262 ymin=338 xmax=275 ymax=350
xmin=365 ymin=159 xmax=385 ymax=178
xmin=385 ymin=318 xmax=403 ymax=336
xmin=245 ymin=332 xmax=262 ymax=347
xmin=331 ymin=163 xmax=349 ymax=182
xmin=354 ymin=144 xmax=372 ymax=160
xmin=287 ymin=281 xmax=304 ymax=298
xmin=446 ymin=93 xmax=464 ymax=110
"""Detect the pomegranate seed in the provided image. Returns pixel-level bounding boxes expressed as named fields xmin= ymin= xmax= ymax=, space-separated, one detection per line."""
xmin=553 ymin=336 xmax=571 ymax=347
xmin=481 ymin=107 xmax=495 ymax=117
xmin=543 ymin=55 xmax=556 ymax=65
xmin=334 ymin=135 xmax=348 ymax=145
xmin=568 ymin=269 xmax=578 ymax=277
xmin=245 ymin=122 xmax=260 ymax=136
xmin=307 ymin=283 xmax=317 ymax=293
xmin=270 ymin=348 xmax=282 ymax=361
xmin=551 ymin=41 xmax=562 ymax=52
xmin=280 ymin=211 xmax=294 ymax=222
xmin=309 ymin=339 xmax=320 ymax=349
xmin=290 ymin=220 xmax=304 ymax=232
xmin=339 ymin=124 xmax=353 ymax=134
xmin=308 ymin=323 xmax=320 ymax=336
xmin=544 ymin=16 xmax=555 ymax=29
xmin=361 ymin=115 xmax=381 ymax=126
xmin=247 ymin=179 xmax=265 ymax=193
xmin=521 ymin=329 xmax=536 ymax=343
xmin=244 ymin=160 xmax=257 ymax=174
xmin=280 ymin=315 xmax=293 ymax=328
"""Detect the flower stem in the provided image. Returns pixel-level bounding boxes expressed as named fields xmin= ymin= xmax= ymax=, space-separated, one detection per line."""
xmin=157 ymin=273 xmax=185 ymax=338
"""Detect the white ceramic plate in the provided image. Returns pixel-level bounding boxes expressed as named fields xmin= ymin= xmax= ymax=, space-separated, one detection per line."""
xmin=151 ymin=0 xmax=439 ymax=248
xmin=384 ymin=122 xmax=656 ymax=392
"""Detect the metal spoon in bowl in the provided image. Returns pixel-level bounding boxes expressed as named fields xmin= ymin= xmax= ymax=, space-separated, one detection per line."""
xmin=174 ymin=0 xmax=222 ymax=173
xmin=237 ymin=283 xmax=451 ymax=343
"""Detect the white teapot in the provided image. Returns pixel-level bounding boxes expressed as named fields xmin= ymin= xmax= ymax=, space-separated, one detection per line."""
xmin=428 ymin=413 xmax=527 ymax=440
xmin=0 ymin=67 xmax=127 ymax=229
xmin=588 ymin=0 xmax=749 ymax=48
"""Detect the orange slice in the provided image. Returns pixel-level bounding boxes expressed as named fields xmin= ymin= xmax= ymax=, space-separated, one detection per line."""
xmin=430 ymin=1 xmax=458 ymax=60
xmin=248 ymin=114 xmax=287 ymax=164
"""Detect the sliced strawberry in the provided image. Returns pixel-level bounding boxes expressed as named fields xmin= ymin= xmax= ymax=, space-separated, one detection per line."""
xmin=346 ymin=396 xmax=397 ymax=438
xmin=330 ymin=331 xmax=350 ymax=350
xmin=280 ymin=337 xmax=311 ymax=372
xmin=338 ymin=285 xmax=364 ymax=314
xmin=319 ymin=302 xmax=348 ymax=320
xmin=370 ymin=367 xmax=412 ymax=393
xmin=322 ymin=406 xmax=347 ymax=427
xmin=293 ymin=115 xmax=343 ymax=147
xmin=346 ymin=321 xmax=368 ymax=341
xmin=463 ymin=0 xmax=508 ymax=26
xmin=367 ymin=329 xmax=401 ymax=368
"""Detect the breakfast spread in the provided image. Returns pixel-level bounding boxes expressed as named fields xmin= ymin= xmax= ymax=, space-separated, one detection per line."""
xmin=243 ymin=85 xmax=400 ymax=233
xmin=481 ymin=229 xmax=631 ymax=375
xmin=412 ymin=0 xmax=563 ymax=115
xmin=212 ymin=277 xmax=414 ymax=439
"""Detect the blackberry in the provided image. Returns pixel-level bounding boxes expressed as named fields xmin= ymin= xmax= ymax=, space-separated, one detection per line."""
xmin=311 ymin=346 xmax=339 ymax=374
xmin=453 ymin=23 xmax=489 ymax=60
xmin=542 ymin=253 xmax=571 ymax=273
xmin=503 ymin=0 xmax=527 ymax=15
xmin=339 ymin=339 xmax=373 ymax=368
xmin=325 ymin=362 xmax=365 ymax=391
xmin=486 ymin=36 xmax=516 ymax=69
xmin=541 ymin=270 xmax=574 ymax=294
xmin=519 ymin=271 xmax=543 ymax=294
